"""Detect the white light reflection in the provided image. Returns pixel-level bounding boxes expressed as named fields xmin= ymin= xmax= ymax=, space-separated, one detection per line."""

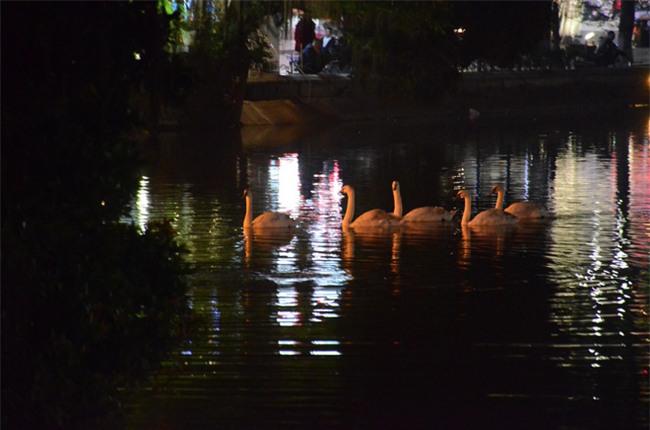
xmin=311 ymin=286 xmax=342 ymax=322
xmin=276 ymin=340 xmax=342 ymax=356
xmin=310 ymin=350 xmax=342 ymax=356
xmin=275 ymin=286 xmax=301 ymax=327
xmin=305 ymin=160 xmax=350 ymax=286
xmin=278 ymin=340 xmax=301 ymax=356
xmin=251 ymin=157 xmax=348 ymax=357
xmin=135 ymin=176 xmax=150 ymax=231
xmin=523 ymin=150 xmax=530 ymax=201
xmin=274 ymin=153 xmax=302 ymax=216
xmin=266 ymin=160 xmax=349 ymax=286
xmin=310 ymin=340 xmax=341 ymax=356
xmin=546 ymin=132 xmax=646 ymax=384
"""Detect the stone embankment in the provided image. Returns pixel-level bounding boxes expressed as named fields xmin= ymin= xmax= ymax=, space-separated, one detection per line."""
xmin=241 ymin=67 xmax=649 ymax=126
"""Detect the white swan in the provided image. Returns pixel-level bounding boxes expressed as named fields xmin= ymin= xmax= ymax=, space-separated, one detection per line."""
xmin=456 ymin=189 xmax=519 ymax=226
xmin=341 ymin=184 xmax=402 ymax=230
xmin=242 ymin=188 xmax=298 ymax=229
xmin=395 ymin=180 xmax=458 ymax=223
xmin=491 ymin=184 xmax=548 ymax=219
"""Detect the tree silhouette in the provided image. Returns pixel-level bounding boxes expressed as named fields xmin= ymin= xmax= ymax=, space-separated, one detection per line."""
xmin=2 ymin=3 xmax=191 ymax=428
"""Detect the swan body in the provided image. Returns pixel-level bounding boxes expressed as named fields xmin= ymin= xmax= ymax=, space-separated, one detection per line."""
xmin=392 ymin=180 xmax=458 ymax=223
xmin=243 ymin=188 xmax=297 ymax=229
xmin=456 ymin=189 xmax=518 ymax=226
xmin=341 ymin=184 xmax=402 ymax=230
xmin=403 ymin=206 xmax=459 ymax=222
xmin=492 ymin=184 xmax=548 ymax=219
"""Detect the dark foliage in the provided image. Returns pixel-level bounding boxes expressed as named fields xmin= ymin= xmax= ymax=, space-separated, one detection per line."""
xmin=452 ymin=1 xmax=553 ymax=69
xmin=2 ymin=2 xmax=191 ymax=428
xmin=316 ymin=1 xmax=554 ymax=101
xmin=332 ymin=1 xmax=460 ymax=103
xmin=180 ymin=0 xmax=279 ymax=128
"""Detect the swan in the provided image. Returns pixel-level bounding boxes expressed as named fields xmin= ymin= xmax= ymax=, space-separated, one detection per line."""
xmin=456 ymin=189 xmax=519 ymax=226
xmin=395 ymin=181 xmax=458 ymax=223
xmin=242 ymin=188 xmax=298 ymax=229
xmin=491 ymin=184 xmax=548 ymax=219
xmin=341 ymin=184 xmax=402 ymax=230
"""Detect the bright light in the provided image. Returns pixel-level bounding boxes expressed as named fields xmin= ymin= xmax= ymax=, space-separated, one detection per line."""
xmin=585 ymin=32 xmax=595 ymax=40
xmin=276 ymin=286 xmax=301 ymax=327
xmin=136 ymin=176 xmax=150 ymax=231
xmin=310 ymin=350 xmax=341 ymax=356
xmin=276 ymin=153 xmax=301 ymax=215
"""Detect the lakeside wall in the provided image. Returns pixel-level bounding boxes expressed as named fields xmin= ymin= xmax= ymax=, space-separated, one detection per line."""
xmin=241 ymin=67 xmax=649 ymax=126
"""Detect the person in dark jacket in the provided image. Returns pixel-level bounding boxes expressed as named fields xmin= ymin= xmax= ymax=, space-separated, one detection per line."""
xmin=294 ymin=11 xmax=315 ymax=53
xmin=321 ymin=24 xmax=338 ymax=57
xmin=300 ymin=38 xmax=326 ymax=74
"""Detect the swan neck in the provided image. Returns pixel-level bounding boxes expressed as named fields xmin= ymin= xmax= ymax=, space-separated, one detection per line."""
xmin=393 ymin=186 xmax=403 ymax=217
xmin=243 ymin=194 xmax=253 ymax=228
xmin=495 ymin=189 xmax=505 ymax=211
xmin=461 ymin=194 xmax=472 ymax=224
xmin=342 ymin=190 xmax=355 ymax=228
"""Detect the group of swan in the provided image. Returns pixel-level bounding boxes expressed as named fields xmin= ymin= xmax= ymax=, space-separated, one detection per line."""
xmin=491 ymin=184 xmax=548 ymax=219
xmin=456 ymin=189 xmax=518 ymax=227
xmin=242 ymin=182 xmax=547 ymax=230
xmin=457 ymin=185 xmax=547 ymax=226
xmin=340 ymin=182 xmax=402 ymax=230
xmin=396 ymin=181 xmax=459 ymax=223
xmin=341 ymin=181 xmax=457 ymax=230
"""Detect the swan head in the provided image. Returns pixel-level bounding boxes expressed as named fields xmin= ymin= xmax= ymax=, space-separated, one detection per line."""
xmin=341 ymin=185 xmax=354 ymax=196
xmin=490 ymin=184 xmax=504 ymax=195
xmin=242 ymin=188 xmax=251 ymax=199
xmin=392 ymin=180 xmax=400 ymax=191
xmin=455 ymin=189 xmax=469 ymax=200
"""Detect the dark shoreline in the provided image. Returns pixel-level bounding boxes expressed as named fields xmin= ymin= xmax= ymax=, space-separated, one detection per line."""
xmin=242 ymin=67 xmax=649 ymax=126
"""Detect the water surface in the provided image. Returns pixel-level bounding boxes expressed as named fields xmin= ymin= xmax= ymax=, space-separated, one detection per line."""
xmin=126 ymin=114 xmax=649 ymax=429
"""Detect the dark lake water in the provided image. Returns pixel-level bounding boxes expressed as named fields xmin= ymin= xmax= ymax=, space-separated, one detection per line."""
xmin=125 ymin=113 xmax=649 ymax=429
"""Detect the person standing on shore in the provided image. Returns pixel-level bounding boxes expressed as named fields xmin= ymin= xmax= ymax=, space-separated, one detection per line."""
xmin=294 ymin=10 xmax=315 ymax=53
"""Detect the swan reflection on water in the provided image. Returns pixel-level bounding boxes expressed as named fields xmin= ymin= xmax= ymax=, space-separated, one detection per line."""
xmin=341 ymin=229 xmax=402 ymax=264
xmin=243 ymin=228 xmax=297 ymax=270
xmin=460 ymin=223 xmax=516 ymax=258
xmin=457 ymin=220 xmax=551 ymax=285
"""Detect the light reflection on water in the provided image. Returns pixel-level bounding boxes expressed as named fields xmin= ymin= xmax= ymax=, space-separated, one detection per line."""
xmin=127 ymin=117 xmax=648 ymax=430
